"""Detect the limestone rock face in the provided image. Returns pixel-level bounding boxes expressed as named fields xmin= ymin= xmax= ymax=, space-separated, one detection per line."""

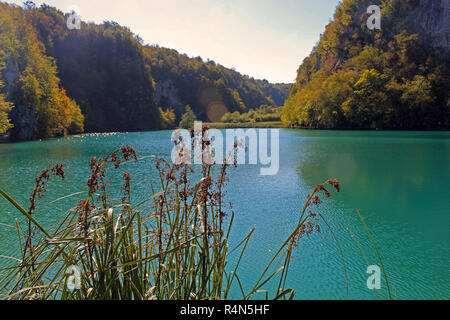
xmin=356 ymin=0 xmax=449 ymax=51
xmin=154 ymin=80 xmax=185 ymax=115
xmin=9 ymin=104 xmax=36 ymax=142
xmin=4 ymin=57 xmax=37 ymax=142
xmin=414 ymin=0 xmax=450 ymax=51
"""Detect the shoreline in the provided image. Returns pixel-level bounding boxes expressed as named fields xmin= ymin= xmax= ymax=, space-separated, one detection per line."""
xmin=205 ymin=121 xmax=286 ymax=129
xmin=2 ymin=125 xmax=450 ymax=145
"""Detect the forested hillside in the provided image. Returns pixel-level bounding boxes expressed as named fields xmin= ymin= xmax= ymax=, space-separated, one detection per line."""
xmin=282 ymin=0 xmax=450 ymax=130
xmin=145 ymin=46 xmax=290 ymax=121
xmin=28 ymin=6 xmax=161 ymax=133
xmin=0 ymin=2 xmax=84 ymax=141
xmin=0 ymin=2 xmax=290 ymax=141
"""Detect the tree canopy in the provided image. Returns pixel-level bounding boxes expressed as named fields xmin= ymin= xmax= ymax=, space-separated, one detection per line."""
xmin=179 ymin=105 xmax=196 ymax=129
xmin=282 ymin=0 xmax=449 ymax=130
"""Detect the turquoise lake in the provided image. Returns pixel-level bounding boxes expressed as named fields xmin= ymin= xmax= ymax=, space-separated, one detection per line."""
xmin=0 ymin=129 xmax=449 ymax=300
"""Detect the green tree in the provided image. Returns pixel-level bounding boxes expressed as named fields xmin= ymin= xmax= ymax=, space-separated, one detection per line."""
xmin=342 ymin=69 xmax=389 ymax=129
xmin=179 ymin=105 xmax=196 ymax=129
xmin=220 ymin=112 xmax=233 ymax=123
xmin=159 ymin=107 xmax=176 ymax=129
xmin=401 ymin=75 xmax=435 ymax=128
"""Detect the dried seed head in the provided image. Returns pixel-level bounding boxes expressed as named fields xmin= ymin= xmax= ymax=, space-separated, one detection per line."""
xmin=326 ymin=179 xmax=340 ymax=193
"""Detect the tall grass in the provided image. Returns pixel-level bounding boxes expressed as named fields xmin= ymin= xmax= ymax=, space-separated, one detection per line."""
xmin=0 ymin=128 xmax=391 ymax=300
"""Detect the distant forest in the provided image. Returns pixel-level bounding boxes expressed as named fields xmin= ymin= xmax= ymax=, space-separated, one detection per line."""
xmin=1 ymin=0 xmax=448 ymax=142
xmin=0 ymin=1 xmax=290 ymax=141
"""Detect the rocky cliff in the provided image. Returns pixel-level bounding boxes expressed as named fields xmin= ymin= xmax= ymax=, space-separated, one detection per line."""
xmin=412 ymin=0 xmax=450 ymax=50
xmin=4 ymin=57 xmax=36 ymax=141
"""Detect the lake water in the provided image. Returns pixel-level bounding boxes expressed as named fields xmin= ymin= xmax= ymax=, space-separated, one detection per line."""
xmin=0 ymin=130 xmax=449 ymax=300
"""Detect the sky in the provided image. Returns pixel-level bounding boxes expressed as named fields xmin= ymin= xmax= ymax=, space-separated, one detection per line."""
xmin=8 ymin=0 xmax=341 ymax=83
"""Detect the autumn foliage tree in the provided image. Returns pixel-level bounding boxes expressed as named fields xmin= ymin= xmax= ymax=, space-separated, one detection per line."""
xmin=0 ymin=91 xmax=13 ymax=134
xmin=0 ymin=3 xmax=83 ymax=140
xmin=179 ymin=105 xmax=196 ymax=129
xmin=0 ymin=56 xmax=13 ymax=134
